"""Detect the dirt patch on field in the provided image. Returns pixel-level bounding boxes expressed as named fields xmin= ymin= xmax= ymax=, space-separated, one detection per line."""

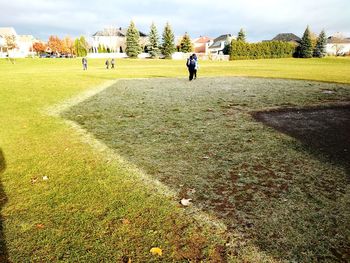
xmin=252 ymin=104 xmax=350 ymax=174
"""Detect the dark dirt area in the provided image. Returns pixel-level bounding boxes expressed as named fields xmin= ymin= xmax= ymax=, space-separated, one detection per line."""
xmin=253 ymin=104 xmax=350 ymax=175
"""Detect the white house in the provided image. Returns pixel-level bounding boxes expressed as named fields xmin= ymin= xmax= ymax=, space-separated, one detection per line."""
xmin=90 ymin=26 xmax=148 ymax=54
xmin=326 ymin=35 xmax=350 ymax=56
xmin=208 ymin=34 xmax=234 ymax=54
xmin=0 ymin=35 xmax=5 ymax=56
xmin=0 ymin=27 xmax=37 ymax=58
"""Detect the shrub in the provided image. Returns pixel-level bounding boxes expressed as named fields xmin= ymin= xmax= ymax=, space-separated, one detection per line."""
xmin=230 ymin=40 xmax=296 ymax=60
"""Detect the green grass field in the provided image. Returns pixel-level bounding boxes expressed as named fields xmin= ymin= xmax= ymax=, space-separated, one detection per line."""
xmin=0 ymin=57 xmax=349 ymax=262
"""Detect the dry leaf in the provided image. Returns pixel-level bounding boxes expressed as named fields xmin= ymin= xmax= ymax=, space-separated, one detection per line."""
xmin=36 ymin=223 xmax=45 ymax=229
xmin=122 ymin=219 xmax=130 ymax=225
xmin=31 ymin=177 xmax=38 ymax=184
xmin=150 ymin=247 xmax=163 ymax=256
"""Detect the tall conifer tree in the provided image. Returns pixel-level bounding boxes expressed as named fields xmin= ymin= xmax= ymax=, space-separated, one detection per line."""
xmin=179 ymin=32 xmax=193 ymax=53
xmin=313 ymin=30 xmax=327 ymax=58
xmin=126 ymin=21 xmax=142 ymax=58
xmin=237 ymin=28 xmax=246 ymax=42
xmin=299 ymin=26 xmax=313 ymax=58
xmin=161 ymin=22 xmax=175 ymax=59
xmin=148 ymin=22 xmax=160 ymax=58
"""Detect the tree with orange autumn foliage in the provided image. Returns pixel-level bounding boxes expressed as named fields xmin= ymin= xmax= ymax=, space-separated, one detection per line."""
xmin=47 ymin=35 xmax=64 ymax=55
xmin=63 ymin=36 xmax=75 ymax=56
xmin=32 ymin=42 xmax=47 ymax=55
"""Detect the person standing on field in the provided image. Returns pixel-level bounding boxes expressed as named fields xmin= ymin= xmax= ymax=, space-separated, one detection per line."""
xmin=193 ymin=53 xmax=199 ymax=79
xmin=105 ymin=59 xmax=110 ymax=69
xmin=111 ymin=58 xmax=115 ymax=69
xmin=186 ymin=55 xmax=196 ymax=81
xmin=82 ymin=57 xmax=87 ymax=70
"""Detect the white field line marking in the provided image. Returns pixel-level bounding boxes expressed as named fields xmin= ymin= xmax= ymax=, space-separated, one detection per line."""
xmin=44 ymin=78 xmax=228 ymax=232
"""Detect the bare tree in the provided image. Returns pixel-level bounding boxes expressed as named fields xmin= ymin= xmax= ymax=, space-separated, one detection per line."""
xmin=5 ymin=35 xmax=17 ymax=63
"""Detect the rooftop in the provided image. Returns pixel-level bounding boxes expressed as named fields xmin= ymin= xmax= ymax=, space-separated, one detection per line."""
xmin=271 ymin=33 xmax=301 ymax=42
xmin=93 ymin=27 xmax=147 ymax=37
xmin=0 ymin=27 xmax=17 ymax=37
xmin=209 ymin=34 xmax=232 ymax=49
xmin=327 ymin=36 xmax=350 ymax=44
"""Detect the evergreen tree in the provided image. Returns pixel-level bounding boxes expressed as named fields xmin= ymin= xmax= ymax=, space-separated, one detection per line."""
xmin=161 ymin=22 xmax=176 ymax=59
xmin=179 ymin=32 xmax=193 ymax=53
xmin=125 ymin=21 xmax=142 ymax=58
xmin=313 ymin=30 xmax=327 ymax=58
xmin=148 ymin=22 xmax=160 ymax=58
xmin=237 ymin=28 xmax=246 ymax=42
xmin=223 ymin=38 xmax=231 ymax=55
xmin=299 ymin=26 xmax=313 ymax=58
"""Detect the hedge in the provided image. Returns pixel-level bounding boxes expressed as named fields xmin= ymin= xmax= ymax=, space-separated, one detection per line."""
xmin=230 ymin=40 xmax=297 ymax=60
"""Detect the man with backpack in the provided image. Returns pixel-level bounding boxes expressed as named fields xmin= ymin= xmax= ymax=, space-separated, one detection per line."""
xmin=186 ymin=55 xmax=196 ymax=81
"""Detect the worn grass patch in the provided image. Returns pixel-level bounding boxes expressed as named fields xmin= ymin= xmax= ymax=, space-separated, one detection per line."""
xmin=63 ymin=77 xmax=350 ymax=262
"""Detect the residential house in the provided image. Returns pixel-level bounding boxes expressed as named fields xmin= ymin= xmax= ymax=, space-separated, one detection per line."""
xmin=91 ymin=26 xmax=148 ymax=54
xmin=16 ymin=35 xmax=36 ymax=57
xmin=192 ymin=36 xmax=213 ymax=54
xmin=0 ymin=27 xmax=37 ymax=58
xmin=0 ymin=35 xmax=4 ymax=55
xmin=208 ymin=34 xmax=233 ymax=54
xmin=0 ymin=27 xmax=17 ymax=57
xmin=326 ymin=34 xmax=350 ymax=55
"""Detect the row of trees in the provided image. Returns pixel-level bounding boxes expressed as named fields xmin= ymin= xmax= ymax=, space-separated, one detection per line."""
xmin=126 ymin=21 xmax=193 ymax=58
xmin=298 ymin=26 xmax=327 ymax=58
xmin=32 ymin=36 xmax=89 ymax=57
xmin=228 ymin=27 xmax=328 ymax=60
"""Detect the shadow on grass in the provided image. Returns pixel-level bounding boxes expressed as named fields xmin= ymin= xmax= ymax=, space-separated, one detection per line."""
xmin=252 ymin=104 xmax=350 ymax=262
xmin=0 ymin=149 xmax=8 ymax=262
xmin=253 ymin=104 xmax=350 ymax=176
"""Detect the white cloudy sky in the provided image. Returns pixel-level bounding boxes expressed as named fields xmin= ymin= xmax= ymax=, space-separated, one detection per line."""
xmin=1 ymin=0 xmax=349 ymax=41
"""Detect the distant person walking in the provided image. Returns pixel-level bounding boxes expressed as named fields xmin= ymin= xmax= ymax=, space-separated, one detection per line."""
xmin=111 ymin=58 xmax=115 ymax=69
xmin=193 ymin=53 xmax=199 ymax=79
xmin=82 ymin=57 xmax=88 ymax=70
xmin=105 ymin=59 xmax=110 ymax=69
xmin=186 ymin=55 xmax=196 ymax=81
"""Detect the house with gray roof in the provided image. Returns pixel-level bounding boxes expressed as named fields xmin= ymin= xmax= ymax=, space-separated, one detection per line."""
xmin=208 ymin=34 xmax=234 ymax=54
xmin=326 ymin=34 xmax=350 ymax=55
xmin=91 ymin=26 xmax=148 ymax=54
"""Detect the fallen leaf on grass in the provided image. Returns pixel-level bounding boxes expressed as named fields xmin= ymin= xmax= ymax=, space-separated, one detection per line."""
xmin=36 ymin=224 xmax=45 ymax=229
xmin=121 ymin=219 xmax=130 ymax=225
xmin=150 ymin=247 xmax=162 ymax=256
xmin=180 ymin=198 xmax=192 ymax=206
xmin=31 ymin=177 xmax=38 ymax=184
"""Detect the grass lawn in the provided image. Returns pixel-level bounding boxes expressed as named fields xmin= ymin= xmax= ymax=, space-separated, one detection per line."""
xmin=0 ymin=57 xmax=350 ymax=262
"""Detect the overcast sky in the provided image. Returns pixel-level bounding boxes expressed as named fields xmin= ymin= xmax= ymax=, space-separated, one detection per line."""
xmin=1 ymin=0 xmax=349 ymax=41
